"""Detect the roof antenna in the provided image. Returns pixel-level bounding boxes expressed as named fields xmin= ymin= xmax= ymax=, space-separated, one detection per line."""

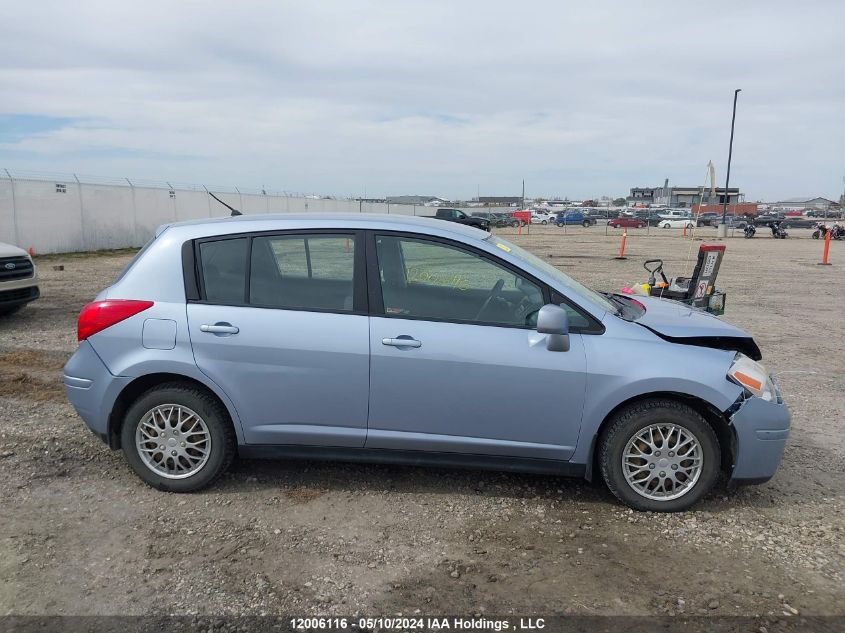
xmin=204 ymin=187 xmax=242 ymax=216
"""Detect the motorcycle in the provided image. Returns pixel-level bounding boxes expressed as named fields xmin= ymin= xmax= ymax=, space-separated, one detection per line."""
xmin=813 ymin=223 xmax=845 ymax=240
xmin=743 ymin=224 xmax=756 ymax=239
xmin=769 ymin=220 xmax=788 ymax=239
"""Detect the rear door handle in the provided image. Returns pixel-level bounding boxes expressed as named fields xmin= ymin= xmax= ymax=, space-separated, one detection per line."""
xmin=200 ymin=323 xmax=239 ymax=335
xmin=382 ymin=336 xmax=421 ymax=348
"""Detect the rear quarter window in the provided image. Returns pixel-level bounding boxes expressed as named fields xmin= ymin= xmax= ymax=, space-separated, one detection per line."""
xmin=199 ymin=238 xmax=248 ymax=304
xmin=114 ymin=237 xmax=155 ymax=283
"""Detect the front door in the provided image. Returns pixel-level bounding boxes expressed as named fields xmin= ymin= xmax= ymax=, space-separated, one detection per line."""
xmin=366 ymin=233 xmax=587 ymax=460
xmin=187 ymin=231 xmax=369 ymax=446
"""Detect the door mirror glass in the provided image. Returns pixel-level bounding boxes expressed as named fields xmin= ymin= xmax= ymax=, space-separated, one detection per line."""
xmin=537 ymin=304 xmax=570 ymax=352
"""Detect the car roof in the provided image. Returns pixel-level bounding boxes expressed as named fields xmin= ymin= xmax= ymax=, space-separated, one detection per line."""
xmin=158 ymin=212 xmax=490 ymax=241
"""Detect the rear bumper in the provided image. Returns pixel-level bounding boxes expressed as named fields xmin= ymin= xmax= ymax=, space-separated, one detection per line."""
xmin=63 ymin=341 xmax=131 ymax=444
xmin=728 ymin=394 xmax=791 ymax=484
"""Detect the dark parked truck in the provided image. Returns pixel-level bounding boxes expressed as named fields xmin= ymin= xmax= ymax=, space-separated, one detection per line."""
xmin=554 ymin=211 xmax=597 ymax=227
xmin=424 ymin=208 xmax=490 ymax=231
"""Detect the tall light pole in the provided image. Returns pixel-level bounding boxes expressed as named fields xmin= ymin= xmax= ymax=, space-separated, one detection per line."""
xmin=719 ymin=89 xmax=741 ymax=237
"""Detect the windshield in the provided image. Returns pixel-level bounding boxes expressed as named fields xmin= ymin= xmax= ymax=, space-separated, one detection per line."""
xmin=487 ymin=236 xmax=616 ymax=313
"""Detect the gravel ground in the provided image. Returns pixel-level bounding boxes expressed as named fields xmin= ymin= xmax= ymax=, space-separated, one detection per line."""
xmin=1 ymin=227 xmax=843 ymax=620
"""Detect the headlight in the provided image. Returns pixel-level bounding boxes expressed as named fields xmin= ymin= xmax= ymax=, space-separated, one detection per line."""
xmin=727 ymin=353 xmax=776 ymax=401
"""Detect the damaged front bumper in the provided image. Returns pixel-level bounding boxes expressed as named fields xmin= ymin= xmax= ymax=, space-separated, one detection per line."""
xmin=727 ymin=386 xmax=791 ymax=485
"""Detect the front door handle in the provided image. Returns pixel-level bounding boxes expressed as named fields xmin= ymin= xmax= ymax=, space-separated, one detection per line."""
xmin=382 ymin=336 xmax=421 ymax=348
xmin=200 ymin=323 xmax=239 ymax=335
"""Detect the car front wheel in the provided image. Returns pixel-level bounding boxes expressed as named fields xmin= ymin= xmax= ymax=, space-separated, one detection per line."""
xmin=599 ymin=399 xmax=720 ymax=512
xmin=121 ymin=383 xmax=236 ymax=492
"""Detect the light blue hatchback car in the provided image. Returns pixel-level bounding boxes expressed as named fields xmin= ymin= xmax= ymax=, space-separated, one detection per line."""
xmin=63 ymin=214 xmax=790 ymax=511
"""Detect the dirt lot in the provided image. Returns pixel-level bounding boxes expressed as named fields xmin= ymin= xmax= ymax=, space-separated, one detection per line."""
xmin=1 ymin=226 xmax=843 ymax=621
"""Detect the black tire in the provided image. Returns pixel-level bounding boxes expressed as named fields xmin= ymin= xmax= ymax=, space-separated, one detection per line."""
xmin=582 ymin=220 xmax=590 ymax=227
xmin=510 ymin=220 xmax=519 ymax=228
xmin=599 ymin=399 xmax=720 ymax=512
xmin=812 ymin=231 xmax=820 ymax=239
xmin=121 ymin=383 xmax=236 ymax=492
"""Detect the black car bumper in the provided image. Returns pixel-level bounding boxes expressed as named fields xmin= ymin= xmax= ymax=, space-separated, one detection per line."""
xmin=0 ymin=285 xmax=40 ymax=309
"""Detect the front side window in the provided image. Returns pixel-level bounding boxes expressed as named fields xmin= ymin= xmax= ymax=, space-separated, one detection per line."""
xmin=375 ymin=235 xmax=544 ymax=327
xmin=487 ymin=236 xmax=615 ymax=315
xmin=249 ymin=234 xmax=355 ymax=311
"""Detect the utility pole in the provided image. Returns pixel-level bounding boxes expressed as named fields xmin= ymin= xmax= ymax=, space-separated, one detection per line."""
xmin=719 ymin=89 xmax=741 ymax=237
xmin=521 ymin=179 xmax=525 ymax=209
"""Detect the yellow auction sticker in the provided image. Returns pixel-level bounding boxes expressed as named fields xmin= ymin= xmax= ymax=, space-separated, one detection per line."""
xmin=496 ymin=243 xmax=511 ymax=253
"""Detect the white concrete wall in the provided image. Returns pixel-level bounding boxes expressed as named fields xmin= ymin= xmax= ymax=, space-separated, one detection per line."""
xmin=0 ymin=176 xmax=468 ymax=253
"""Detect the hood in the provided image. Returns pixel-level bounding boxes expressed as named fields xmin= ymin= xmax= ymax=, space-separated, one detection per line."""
xmin=629 ymin=295 xmax=762 ymax=360
xmin=0 ymin=241 xmax=29 ymax=258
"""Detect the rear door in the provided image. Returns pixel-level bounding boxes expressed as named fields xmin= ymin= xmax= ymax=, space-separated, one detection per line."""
xmin=186 ymin=230 xmax=370 ymax=446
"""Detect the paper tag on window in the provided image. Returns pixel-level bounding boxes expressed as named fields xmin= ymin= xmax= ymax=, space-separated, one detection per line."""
xmin=496 ymin=243 xmax=511 ymax=253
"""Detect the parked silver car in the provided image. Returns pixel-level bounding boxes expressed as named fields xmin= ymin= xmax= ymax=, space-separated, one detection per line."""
xmin=63 ymin=214 xmax=790 ymax=511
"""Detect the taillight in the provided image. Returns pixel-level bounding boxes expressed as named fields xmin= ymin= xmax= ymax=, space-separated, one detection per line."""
xmin=77 ymin=300 xmax=154 ymax=341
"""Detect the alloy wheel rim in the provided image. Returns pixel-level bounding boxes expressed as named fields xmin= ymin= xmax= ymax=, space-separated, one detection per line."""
xmin=135 ymin=404 xmax=212 ymax=479
xmin=622 ymin=423 xmax=702 ymax=501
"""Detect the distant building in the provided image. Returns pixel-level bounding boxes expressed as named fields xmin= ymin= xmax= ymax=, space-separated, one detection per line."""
xmin=627 ymin=182 xmax=741 ymax=207
xmin=478 ymin=196 xmax=522 ymax=205
xmin=768 ymin=197 xmax=839 ymax=212
xmin=628 ymin=187 xmax=656 ymax=204
xmin=386 ymin=195 xmax=445 ymax=205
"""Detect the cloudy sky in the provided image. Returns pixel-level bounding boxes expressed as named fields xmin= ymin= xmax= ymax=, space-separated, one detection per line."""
xmin=1 ymin=1 xmax=843 ymax=201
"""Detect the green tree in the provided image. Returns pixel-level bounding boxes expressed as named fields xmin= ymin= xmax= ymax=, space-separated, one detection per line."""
xmin=613 ymin=198 xmax=626 ymax=206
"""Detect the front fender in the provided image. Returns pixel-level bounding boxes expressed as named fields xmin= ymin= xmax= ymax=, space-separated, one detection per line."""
xmin=571 ymin=330 xmax=744 ymax=465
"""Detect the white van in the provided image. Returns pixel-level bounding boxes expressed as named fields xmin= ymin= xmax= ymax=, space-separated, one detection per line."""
xmin=658 ymin=209 xmax=693 ymax=220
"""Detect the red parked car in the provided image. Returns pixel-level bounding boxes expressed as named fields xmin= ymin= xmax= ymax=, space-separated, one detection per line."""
xmin=608 ymin=216 xmax=646 ymax=228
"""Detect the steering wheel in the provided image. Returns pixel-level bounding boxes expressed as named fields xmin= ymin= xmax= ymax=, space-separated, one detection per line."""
xmin=475 ymin=279 xmax=505 ymax=320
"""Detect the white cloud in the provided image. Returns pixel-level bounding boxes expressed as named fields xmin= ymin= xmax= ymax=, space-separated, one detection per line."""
xmin=1 ymin=0 xmax=843 ymax=200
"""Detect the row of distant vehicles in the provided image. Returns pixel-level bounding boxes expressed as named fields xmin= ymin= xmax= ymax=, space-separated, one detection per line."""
xmin=427 ymin=207 xmax=838 ymax=233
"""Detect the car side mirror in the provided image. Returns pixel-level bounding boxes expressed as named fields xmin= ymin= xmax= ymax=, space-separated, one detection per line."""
xmin=537 ymin=304 xmax=570 ymax=352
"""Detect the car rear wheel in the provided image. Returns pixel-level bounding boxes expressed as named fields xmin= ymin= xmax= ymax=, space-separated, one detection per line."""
xmin=599 ymin=399 xmax=720 ymax=512
xmin=121 ymin=383 xmax=236 ymax=492
xmin=663 ymin=223 xmax=671 ymax=229
xmin=582 ymin=220 xmax=590 ymax=227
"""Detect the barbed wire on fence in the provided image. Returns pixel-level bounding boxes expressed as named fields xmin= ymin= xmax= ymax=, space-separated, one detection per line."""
xmin=0 ymin=167 xmax=345 ymax=201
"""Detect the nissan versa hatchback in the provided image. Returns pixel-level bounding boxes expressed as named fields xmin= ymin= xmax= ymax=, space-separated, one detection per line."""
xmin=63 ymin=214 xmax=790 ymax=511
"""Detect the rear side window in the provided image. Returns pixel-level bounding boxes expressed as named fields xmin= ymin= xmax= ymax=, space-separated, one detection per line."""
xmin=199 ymin=238 xmax=248 ymax=304
xmin=249 ymin=234 xmax=355 ymax=311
